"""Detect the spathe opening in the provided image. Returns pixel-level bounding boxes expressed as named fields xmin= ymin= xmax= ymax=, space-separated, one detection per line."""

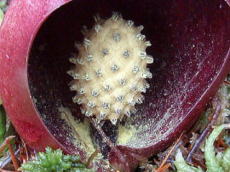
xmin=27 ymin=0 xmax=230 ymax=163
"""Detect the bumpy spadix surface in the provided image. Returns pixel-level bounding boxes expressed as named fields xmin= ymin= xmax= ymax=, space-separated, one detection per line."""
xmin=68 ymin=13 xmax=153 ymax=125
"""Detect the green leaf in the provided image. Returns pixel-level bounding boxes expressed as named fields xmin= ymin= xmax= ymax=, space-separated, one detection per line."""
xmin=0 ymin=0 xmax=6 ymax=25
xmin=0 ymin=0 xmax=6 ymax=8
xmin=0 ymin=106 xmax=6 ymax=144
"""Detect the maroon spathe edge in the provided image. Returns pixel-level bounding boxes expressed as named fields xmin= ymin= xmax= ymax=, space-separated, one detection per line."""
xmin=0 ymin=0 xmax=75 ymax=154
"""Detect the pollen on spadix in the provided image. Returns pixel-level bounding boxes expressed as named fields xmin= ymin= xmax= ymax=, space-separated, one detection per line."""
xmin=68 ymin=12 xmax=153 ymax=125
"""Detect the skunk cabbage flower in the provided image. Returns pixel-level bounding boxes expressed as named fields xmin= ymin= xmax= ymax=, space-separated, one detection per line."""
xmin=0 ymin=0 xmax=229 ymax=171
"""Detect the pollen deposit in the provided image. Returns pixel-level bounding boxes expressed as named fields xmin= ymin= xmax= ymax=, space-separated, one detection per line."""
xmin=68 ymin=13 xmax=153 ymax=125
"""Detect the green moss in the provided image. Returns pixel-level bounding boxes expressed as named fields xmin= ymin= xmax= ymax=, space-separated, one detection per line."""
xmin=174 ymin=124 xmax=230 ymax=172
xmin=20 ymin=147 xmax=94 ymax=172
xmin=204 ymin=124 xmax=230 ymax=172
xmin=174 ymin=149 xmax=203 ymax=172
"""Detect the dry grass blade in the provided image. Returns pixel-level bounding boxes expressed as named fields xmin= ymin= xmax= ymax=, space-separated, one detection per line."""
xmin=0 ymin=136 xmax=15 ymax=153
xmin=186 ymin=96 xmax=221 ymax=162
xmin=154 ymin=132 xmax=184 ymax=172
xmin=6 ymin=138 xmax=19 ymax=171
